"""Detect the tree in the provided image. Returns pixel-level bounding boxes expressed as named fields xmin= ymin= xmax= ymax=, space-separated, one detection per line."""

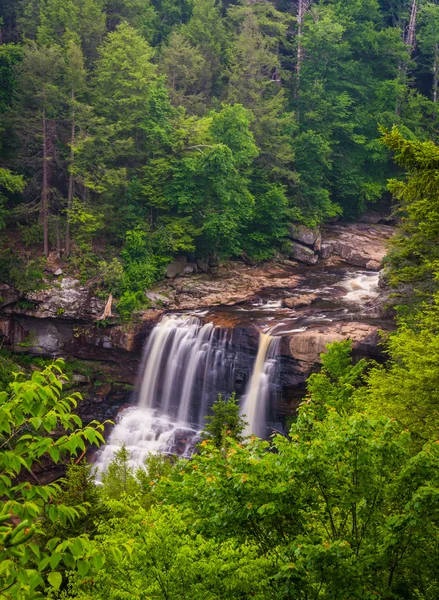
xmin=418 ymin=2 xmax=439 ymax=110
xmin=160 ymin=31 xmax=206 ymax=114
xmin=65 ymin=41 xmax=86 ymax=258
xmin=380 ymin=126 xmax=439 ymax=307
xmin=0 ymin=361 xmax=106 ymax=599
xmin=0 ymin=167 xmax=25 ymax=230
xmin=101 ymin=443 xmax=140 ymax=499
xmin=182 ymin=0 xmax=228 ymax=101
xmin=12 ymin=42 xmax=66 ymax=256
xmin=201 ymin=392 xmax=247 ymax=450
xmin=44 ymin=461 xmax=105 ymax=539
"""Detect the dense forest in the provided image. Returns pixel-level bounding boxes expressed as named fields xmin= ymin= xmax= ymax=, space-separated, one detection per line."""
xmin=2 ymin=0 xmax=439 ymax=598
xmin=1 ymin=128 xmax=439 ymax=599
xmin=1 ymin=0 xmax=439 ymax=311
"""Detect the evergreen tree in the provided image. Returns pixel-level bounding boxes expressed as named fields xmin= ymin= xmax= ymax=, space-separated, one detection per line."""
xmin=202 ymin=392 xmax=247 ymax=450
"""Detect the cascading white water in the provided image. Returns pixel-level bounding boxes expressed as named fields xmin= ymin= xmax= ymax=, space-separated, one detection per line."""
xmin=341 ymin=272 xmax=379 ymax=303
xmin=136 ymin=315 xmax=231 ymax=424
xmin=241 ymin=333 xmax=280 ymax=438
xmin=95 ymin=315 xmax=236 ymax=475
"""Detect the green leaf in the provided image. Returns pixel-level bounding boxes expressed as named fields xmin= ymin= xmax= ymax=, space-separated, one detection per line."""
xmin=48 ymin=571 xmax=62 ymax=590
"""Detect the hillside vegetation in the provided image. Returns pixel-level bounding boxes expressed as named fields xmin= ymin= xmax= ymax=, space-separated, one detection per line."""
xmin=1 ymin=0 xmax=439 ymax=312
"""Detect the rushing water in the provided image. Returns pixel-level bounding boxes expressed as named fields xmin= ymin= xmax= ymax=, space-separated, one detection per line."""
xmin=95 ymin=268 xmax=381 ymax=475
xmin=241 ymin=333 xmax=280 ymax=438
xmin=95 ymin=315 xmax=280 ymax=475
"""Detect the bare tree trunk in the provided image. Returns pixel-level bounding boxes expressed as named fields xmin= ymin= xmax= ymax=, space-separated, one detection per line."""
xmin=434 ymin=44 xmax=438 ymax=114
xmin=65 ymin=88 xmax=75 ymax=258
xmin=42 ymin=104 xmax=49 ymax=257
xmin=55 ymin=216 xmax=61 ymax=258
xmin=295 ymin=0 xmax=311 ymax=121
xmin=396 ymin=0 xmax=417 ymax=117
xmin=406 ymin=0 xmax=417 ymax=52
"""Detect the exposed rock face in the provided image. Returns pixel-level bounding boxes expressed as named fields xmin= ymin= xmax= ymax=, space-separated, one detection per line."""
xmin=153 ymin=262 xmax=303 ymax=310
xmin=286 ymin=241 xmax=318 ymax=265
xmin=166 ymin=255 xmax=187 ymax=278
xmin=320 ymin=223 xmax=393 ymax=270
xmin=282 ymin=294 xmax=318 ymax=309
xmin=4 ymin=278 xmax=105 ymax=320
xmin=289 ymin=224 xmax=322 ymax=251
xmin=281 ymin=322 xmax=385 ymax=373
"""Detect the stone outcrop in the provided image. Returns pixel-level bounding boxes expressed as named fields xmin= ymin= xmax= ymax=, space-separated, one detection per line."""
xmin=286 ymin=241 xmax=318 ymax=265
xmin=289 ymin=224 xmax=322 ymax=251
xmin=281 ymin=322 xmax=385 ymax=373
xmin=320 ymin=223 xmax=393 ymax=270
xmin=152 ymin=261 xmax=304 ymax=310
xmin=4 ymin=278 xmax=105 ymax=321
xmin=166 ymin=255 xmax=188 ymax=278
xmin=282 ymin=294 xmax=318 ymax=309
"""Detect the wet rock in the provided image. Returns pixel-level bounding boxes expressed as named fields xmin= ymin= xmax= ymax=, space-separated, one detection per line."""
xmin=321 ymin=223 xmax=393 ymax=270
xmin=378 ymin=266 xmax=391 ymax=289
xmin=287 ymin=241 xmax=318 ymax=265
xmin=72 ymin=373 xmax=89 ymax=383
xmin=282 ymin=294 xmax=319 ymax=309
xmin=366 ymin=259 xmax=381 ymax=271
xmin=166 ymin=256 xmax=187 ymax=278
xmin=289 ymin=224 xmax=321 ymax=250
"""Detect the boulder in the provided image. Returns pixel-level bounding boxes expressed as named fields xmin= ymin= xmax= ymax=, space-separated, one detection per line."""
xmin=196 ymin=259 xmax=209 ymax=273
xmin=166 ymin=256 xmax=187 ymax=278
xmin=0 ymin=284 xmax=19 ymax=308
xmin=145 ymin=292 xmax=171 ymax=307
xmin=321 ymin=223 xmax=394 ymax=270
xmin=289 ymin=224 xmax=321 ymax=250
xmin=12 ymin=277 xmax=105 ymax=320
xmin=285 ymin=322 xmax=384 ymax=372
xmin=358 ymin=212 xmax=383 ymax=224
xmin=282 ymin=293 xmax=318 ymax=309
xmin=287 ymin=241 xmax=318 ymax=265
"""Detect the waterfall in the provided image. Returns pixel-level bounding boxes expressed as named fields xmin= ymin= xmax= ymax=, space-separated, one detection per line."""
xmin=241 ymin=333 xmax=280 ymax=438
xmin=95 ymin=315 xmax=280 ymax=475
xmin=136 ymin=315 xmax=232 ymax=424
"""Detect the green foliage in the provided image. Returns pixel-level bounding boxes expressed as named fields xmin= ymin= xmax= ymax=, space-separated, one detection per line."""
xmin=0 ymin=361 xmax=106 ymax=599
xmin=2 ymin=0 xmax=433 ymax=305
xmin=360 ymin=295 xmax=439 ymax=444
xmin=100 ymin=444 xmax=140 ymax=499
xmin=381 ymin=127 xmax=439 ymax=309
xmin=201 ymin=392 xmax=247 ymax=450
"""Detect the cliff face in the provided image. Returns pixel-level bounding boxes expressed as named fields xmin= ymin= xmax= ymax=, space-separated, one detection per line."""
xmin=0 ymin=222 xmax=394 ymax=423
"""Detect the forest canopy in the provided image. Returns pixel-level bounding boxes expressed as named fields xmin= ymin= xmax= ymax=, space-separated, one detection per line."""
xmin=1 ymin=0 xmax=439 ymax=313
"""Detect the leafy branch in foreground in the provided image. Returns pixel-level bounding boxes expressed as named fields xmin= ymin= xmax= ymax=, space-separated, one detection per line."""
xmin=0 ymin=360 xmax=107 ymax=599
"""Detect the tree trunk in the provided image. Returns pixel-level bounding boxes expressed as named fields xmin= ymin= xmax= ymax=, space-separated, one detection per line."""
xmin=55 ymin=216 xmax=61 ymax=259
xmin=433 ymin=44 xmax=438 ymax=114
xmin=295 ymin=0 xmax=305 ymax=100
xmin=406 ymin=0 xmax=417 ymax=52
xmin=42 ymin=104 xmax=49 ymax=257
xmin=295 ymin=0 xmax=311 ymax=121
xmin=65 ymin=88 xmax=75 ymax=258
xmin=396 ymin=0 xmax=417 ymax=117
